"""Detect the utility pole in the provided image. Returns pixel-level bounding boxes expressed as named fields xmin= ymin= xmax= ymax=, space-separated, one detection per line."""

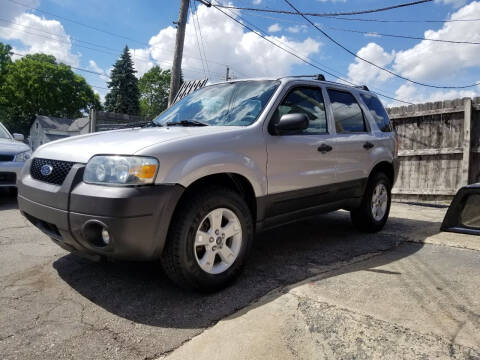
xmin=168 ymin=0 xmax=190 ymax=107
xmin=225 ymin=66 xmax=230 ymax=81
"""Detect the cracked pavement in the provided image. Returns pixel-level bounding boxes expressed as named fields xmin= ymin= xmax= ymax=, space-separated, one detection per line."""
xmin=1 ymin=188 xmax=479 ymax=359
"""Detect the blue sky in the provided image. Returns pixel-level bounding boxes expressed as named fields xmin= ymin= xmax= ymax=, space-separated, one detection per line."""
xmin=1 ymin=0 xmax=480 ymax=106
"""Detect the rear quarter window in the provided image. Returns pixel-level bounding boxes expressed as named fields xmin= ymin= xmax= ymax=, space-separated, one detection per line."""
xmin=360 ymin=93 xmax=393 ymax=132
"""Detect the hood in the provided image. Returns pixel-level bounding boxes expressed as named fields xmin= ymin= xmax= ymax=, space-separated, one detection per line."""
xmin=33 ymin=126 xmax=241 ymax=163
xmin=0 ymin=138 xmax=30 ymax=154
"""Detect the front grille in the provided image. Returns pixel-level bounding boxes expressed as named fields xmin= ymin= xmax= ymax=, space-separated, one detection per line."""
xmin=30 ymin=158 xmax=75 ymax=185
xmin=0 ymin=154 xmax=14 ymax=162
xmin=0 ymin=172 xmax=16 ymax=185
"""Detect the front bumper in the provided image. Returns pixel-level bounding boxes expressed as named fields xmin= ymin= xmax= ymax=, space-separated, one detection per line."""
xmin=0 ymin=161 xmax=25 ymax=187
xmin=17 ymin=159 xmax=184 ymax=260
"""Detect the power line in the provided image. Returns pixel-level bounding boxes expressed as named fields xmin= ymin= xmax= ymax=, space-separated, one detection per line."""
xmin=4 ymin=0 xmax=237 ymax=70
xmin=229 ymin=13 xmax=480 ymax=46
xmin=210 ymin=4 xmax=413 ymax=105
xmin=210 ymin=0 xmax=433 ymax=17
xmin=218 ymin=3 xmax=353 ymax=81
xmin=283 ymin=0 xmax=480 ymax=89
xmin=193 ymin=0 xmax=212 ymax=78
xmin=323 ymin=16 xmax=480 ymax=23
xmin=190 ymin=1 xmax=207 ymax=77
xmin=0 ymin=18 xmax=227 ymax=76
xmin=2 ymin=23 xmax=227 ymax=78
xmin=213 ymin=2 xmax=414 ymax=105
xmin=235 ymin=7 xmax=480 ymax=25
xmin=325 ymin=25 xmax=480 ymax=45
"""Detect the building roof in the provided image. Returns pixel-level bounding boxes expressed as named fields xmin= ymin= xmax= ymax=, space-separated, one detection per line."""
xmin=68 ymin=117 xmax=90 ymax=133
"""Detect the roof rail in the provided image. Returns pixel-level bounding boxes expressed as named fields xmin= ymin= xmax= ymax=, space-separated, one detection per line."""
xmin=355 ymin=85 xmax=370 ymax=91
xmin=278 ymin=74 xmax=326 ymax=81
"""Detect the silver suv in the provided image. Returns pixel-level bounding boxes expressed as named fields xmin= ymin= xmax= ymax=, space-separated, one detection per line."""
xmin=18 ymin=76 xmax=398 ymax=291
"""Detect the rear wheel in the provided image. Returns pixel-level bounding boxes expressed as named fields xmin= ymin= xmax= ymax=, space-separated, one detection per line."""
xmin=161 ymin=187 xmax=253 ymax=292
xmin=351 ymin=172 xmax=391 ymax=233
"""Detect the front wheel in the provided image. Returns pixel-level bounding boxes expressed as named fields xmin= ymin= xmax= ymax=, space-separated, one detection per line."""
xmin=351 ymin=172 xmax=391 ymax=233
xmin=161 ymin=187 xmax=254 ymax=292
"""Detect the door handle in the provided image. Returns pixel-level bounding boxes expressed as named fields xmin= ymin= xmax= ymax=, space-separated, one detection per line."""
xmin=317 ymin=144 xmax=333 ymax=153
xmin=363 ymin=142 xmax=375 ymax=150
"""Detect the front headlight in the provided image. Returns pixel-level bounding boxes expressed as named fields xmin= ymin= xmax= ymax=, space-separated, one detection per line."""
xmin=84 ymin=156 xmax=158 ymax=186
xmin=15 ymin=150 xmax=32 ymax=162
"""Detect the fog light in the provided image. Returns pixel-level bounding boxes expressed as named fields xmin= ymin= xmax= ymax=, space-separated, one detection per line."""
xmin=101 ymin=228 xmax=110 ymax=245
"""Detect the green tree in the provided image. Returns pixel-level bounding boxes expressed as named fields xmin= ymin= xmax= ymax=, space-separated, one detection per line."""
xmin=0 ymin=43 xmax=12 ymax=79
xmin=104 ymin=45 xmax=140 ymax=115
xmin=138 ymin=66 xmax=171 ymax=120
xmin=0 ymin=43 xmax=13 ymax=122
xmin=0 ymin=51 xmax=101 ymax=134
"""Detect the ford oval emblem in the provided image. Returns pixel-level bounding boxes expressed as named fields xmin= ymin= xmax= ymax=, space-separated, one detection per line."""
xmin=40 ymin=164 xmax=53 ymax=176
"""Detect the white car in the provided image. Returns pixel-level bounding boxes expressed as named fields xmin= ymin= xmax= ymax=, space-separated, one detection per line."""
xmin=0 ymin=122 xmax=32 ymax=188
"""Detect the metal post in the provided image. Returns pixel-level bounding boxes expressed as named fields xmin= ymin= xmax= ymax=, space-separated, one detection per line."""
xmin=89 ymin=108 xmax=97 ymax=133
xmin=226 ymin=66 xmax=230 ymax=81
xmin=461 ymin=97 xmax=473 ymax=186
xmin=168 ymin=0 xmax=190 ymax=107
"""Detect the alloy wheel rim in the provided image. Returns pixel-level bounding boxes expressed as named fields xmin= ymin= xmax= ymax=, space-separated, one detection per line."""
xmin=371 ymin=183 xmax=388 ymax=221
xmin=194 ymin=208 xmax=243 ymax=275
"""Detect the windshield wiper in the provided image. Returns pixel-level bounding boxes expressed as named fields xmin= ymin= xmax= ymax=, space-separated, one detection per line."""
xmin=166 ymin=120 xmax=209 ymax=127
xmin=143 ymin=121 xmax=163 ymax=128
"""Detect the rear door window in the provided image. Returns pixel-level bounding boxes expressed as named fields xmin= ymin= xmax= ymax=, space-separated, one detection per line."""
xmin=327 ymin=89 xmax=366 ymax=133
xmin=360 ymin=93 xmax=393 ymax=132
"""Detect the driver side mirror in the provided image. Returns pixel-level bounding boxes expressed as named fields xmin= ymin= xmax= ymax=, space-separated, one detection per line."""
xmin=13 ymin=133 xmax=24 ymax=142
xmin=274 ymin=113 xmax=309 ymax=135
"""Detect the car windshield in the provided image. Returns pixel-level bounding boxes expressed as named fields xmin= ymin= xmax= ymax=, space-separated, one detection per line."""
xmin=153 ymin=80 xmax=279 ymax=127
xmin=0 ymin=124 xmax=11 ymax=139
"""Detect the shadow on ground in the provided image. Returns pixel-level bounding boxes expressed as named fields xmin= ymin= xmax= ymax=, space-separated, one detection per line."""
xmin=0 ymin=188 xmax=18 ymax=210
xmin=53 ymin=211 xmax=435 ymax=330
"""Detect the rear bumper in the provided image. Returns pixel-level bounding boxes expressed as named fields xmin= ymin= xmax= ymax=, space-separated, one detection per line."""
xmin=0 ymin=161 xmax=24 ymax=187
xmin=18 ymin=160 xmax=184 ymax=260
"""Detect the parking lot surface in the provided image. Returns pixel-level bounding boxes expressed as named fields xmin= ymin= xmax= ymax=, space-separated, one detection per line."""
xmin=0 ymin=188 xmax=478 ymax=359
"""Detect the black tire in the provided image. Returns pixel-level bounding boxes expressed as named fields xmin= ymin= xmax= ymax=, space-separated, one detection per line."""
xmin=160 ymin=187 xmax=254 ymax=292
xmin=350 ymin=172 xmax=391 ymax=233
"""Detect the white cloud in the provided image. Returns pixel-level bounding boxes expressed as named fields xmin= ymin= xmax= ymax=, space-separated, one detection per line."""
xmin=132 ymin=4 xmax=322 ymax=81
xmin=364 ymin=32 xmax=381 ymax=38
xmin=252 ymin=0 xmax=262 ymax=4
xmin=129 ymin=48 xmax=155 ymax=77
xmin=286 ymin=25 xmax=308 ymax=34
xmin=435 ymin=0 xmax=467 ymax=8
xmin=347 ymin=42 xmax=395 ymax=85
xmin=268 ymin=23 xmax=282 ymax=33
xmin=393 ymin=82 xmax=480 ymax=105
xmin=0 ymin=12 xmax=79 ymax=66
xmin=88 ymin=60 xmax=109 ymax=81
xmin=393 ymin=1 xmax=480 ymax=82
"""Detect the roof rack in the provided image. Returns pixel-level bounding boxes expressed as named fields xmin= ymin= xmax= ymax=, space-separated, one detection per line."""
xmin=279 ymin=74 xmax=326 ymax=81
xmin=355 ymin=85 xmax=370 ymax=91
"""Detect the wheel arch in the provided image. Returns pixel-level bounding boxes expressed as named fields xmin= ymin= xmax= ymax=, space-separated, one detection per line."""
xmin=369 ymin=161 xmax=395 ymax=186
xmin=172 ymin=172 xmax=258 ymax=224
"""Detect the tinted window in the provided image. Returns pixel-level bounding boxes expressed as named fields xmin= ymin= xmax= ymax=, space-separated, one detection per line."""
xmin=360 ymin=93 xmax=393 ymax=132
xmin=275 ymin=87 xmax=327 ymax=135
xmin=327 ymin=90 xmax=366 ymax=133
